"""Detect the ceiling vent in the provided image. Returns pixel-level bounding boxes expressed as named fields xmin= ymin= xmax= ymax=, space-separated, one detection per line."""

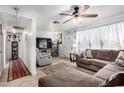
xmin=53 ymin=21 xmax=60 ymax=24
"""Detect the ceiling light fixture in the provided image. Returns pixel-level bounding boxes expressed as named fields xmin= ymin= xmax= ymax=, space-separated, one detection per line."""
xmin=73 ymin=16 xmax=82 ymax=24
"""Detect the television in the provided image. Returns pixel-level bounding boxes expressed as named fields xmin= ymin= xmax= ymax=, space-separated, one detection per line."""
xmin=36 ymin=38 xmax=52 ymax=49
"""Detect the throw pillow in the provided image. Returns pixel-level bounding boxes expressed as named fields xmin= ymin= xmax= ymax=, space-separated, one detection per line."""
xmin=99 ymin=71 xmax=124 ymax=87
xmin=86 ymin=49 xmax=93 ymax=59
xmin=115 ymin=51 xmax=124 ymax=67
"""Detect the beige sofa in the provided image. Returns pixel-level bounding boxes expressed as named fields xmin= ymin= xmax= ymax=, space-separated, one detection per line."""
xmin=38 ymin=49 xmax=124 ymax=87
xmin=76 ymin=49 xmax=120 ymax=71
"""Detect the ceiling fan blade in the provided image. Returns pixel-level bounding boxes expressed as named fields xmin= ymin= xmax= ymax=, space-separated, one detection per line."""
xmin=63 ymin=17 xmax=74 ymax=24
xmin=81 ymin=14 xmax=98 ymax=17
xmin=59 ymin=13 xmax=72 ymax=16
xmin=80 ymin=5 xmax=90 ymax=12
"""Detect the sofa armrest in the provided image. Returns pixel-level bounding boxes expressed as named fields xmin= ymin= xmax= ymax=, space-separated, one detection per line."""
xmin=75 ymin=54 xmax=80 ymax=59
xmin=75 ymin=54 xmax=83 ymax=62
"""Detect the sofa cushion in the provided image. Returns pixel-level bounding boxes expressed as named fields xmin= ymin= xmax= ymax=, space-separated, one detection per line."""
xmin=86 ymin=49 xmax=98 ymax=58
xmin=115 ymin=51 xmax=124 ymax=67
xmin=78 ymin=58 xmax=92 ymax=65
xmin=94 ymin=68 xmax=115 ymax=80
xmin=99 ymin=71 xmax=124 ymax=87
xmin=91 ymin=49 xmax=98 ymax=58
xmin=77 ymin=62 xmax=101 ymax=72
xmin=95 ymin=50 xmax=113 ymax=61
xmin=103 ymin=64 xmax=124 ymax=72
xmin=38 ymin=67 xmax=103 ymax=87
xmin=91 ymin=59 xmax=110 ymax=68
xmin=85 ymin=49 xmax=93 ymax=58
xmin=111 ymin=50 xmax=120 ymax=61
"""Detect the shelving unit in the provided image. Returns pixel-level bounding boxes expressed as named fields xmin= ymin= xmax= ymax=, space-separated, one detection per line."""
xmin=12 ymin=41 xmax=18 ymax=60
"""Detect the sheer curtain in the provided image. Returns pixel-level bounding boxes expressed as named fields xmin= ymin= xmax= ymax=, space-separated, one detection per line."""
xmin=75 ymin=22 xmax=124 ymax=54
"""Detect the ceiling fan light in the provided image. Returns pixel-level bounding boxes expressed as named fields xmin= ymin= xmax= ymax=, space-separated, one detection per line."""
xmin=73 ymin=17 xmax=82 ymax=24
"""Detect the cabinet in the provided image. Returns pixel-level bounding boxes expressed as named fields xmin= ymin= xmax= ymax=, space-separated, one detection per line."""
xmin=51 ymin=43 xmax=59 ymax=56
xmin=12 ymin=41 xmax=18 ymax=60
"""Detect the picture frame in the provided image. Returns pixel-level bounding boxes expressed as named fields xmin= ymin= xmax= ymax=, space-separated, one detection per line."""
xmin=57 ymin=33 xmax=62 ymax=44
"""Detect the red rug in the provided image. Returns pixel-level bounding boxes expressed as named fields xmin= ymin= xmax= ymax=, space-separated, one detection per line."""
xmin=8 ymin=59 xmax=31 ymax=82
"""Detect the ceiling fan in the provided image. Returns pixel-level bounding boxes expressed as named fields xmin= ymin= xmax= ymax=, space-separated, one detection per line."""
xmin=60 ymin=5 xmax=98 ymax=24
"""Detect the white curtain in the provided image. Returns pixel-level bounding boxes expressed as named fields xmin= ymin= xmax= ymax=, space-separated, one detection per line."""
xmin=75 ymin=22 xmax=124 ymax=54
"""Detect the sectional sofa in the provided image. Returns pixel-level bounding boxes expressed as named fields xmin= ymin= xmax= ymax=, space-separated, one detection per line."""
xmin=76 ymin=49 xmax=120 ymax=71
xmin=38 ymin=49 xmax=124 ymax=87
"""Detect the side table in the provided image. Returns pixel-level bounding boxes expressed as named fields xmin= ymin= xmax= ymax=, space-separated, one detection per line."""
xmin=70 ymin=53 xmax=76 ymax=62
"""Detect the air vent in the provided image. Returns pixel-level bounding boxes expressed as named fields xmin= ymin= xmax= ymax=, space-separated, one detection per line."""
xmin=13 ymin=26 xmax=25 ymax=30
xmin=53 ymin=21 xmax=60 ymax=24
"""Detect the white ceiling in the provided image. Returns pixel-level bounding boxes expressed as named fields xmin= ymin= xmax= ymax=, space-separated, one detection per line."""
xmin=0 ymin=5 xmax=124 ymax=32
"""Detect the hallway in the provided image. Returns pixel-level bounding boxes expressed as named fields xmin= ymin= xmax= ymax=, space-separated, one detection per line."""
xmin=8 ymin=59 xmax=31 ymax=82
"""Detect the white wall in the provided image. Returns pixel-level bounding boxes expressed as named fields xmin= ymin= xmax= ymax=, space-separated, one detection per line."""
xmin=36 ymin=31 xmax=59 ymax=41
xmin=59 ymin=31 xmax=74 ymax=58
xmin=23 ymin=19 xmax=37 ymax=76
xmin=0 ymin=36 xmax=3 ymax=77
xmin=0 ymin=25 xmax=3 ymax=77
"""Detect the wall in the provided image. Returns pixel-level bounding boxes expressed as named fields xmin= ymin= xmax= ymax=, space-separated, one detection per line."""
xmin=0 ymin=25 xmax=3 ymax=77
xmin=36 ymin=31 xmax=59 ymax=41
xmin=59 ymin=31 xmax=75 ymax=58
xmin=23 ymin=19 xmax=37 ymax=75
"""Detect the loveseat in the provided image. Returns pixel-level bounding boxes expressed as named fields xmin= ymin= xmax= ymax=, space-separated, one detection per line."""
xmin=76 ymin=49 xmax=120 ymax=71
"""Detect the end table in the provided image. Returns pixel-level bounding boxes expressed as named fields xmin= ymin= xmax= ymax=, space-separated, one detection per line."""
xmin=70 ymin=53 xmax=76 ymax=62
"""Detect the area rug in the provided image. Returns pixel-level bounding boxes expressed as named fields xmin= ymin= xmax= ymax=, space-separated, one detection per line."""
xmin=40 ymin=62 xmax=74 ymax=75
xmin=8 ymin=59 xmax=31 ymax=82
xmin=40 ymin=62 xmax=96 ymax=75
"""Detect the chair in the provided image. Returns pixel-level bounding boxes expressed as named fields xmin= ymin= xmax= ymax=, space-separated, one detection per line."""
xmin=36 ymin=48 xmax=52 ymax=66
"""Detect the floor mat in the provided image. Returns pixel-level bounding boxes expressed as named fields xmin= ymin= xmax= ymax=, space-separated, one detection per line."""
xmin=8 ymin=59 xmax=31 ymax=82
xmin=40 ymin=62 xmax=74 ymax=75
xmin=40 ymin=62 xmax=96 ymax=75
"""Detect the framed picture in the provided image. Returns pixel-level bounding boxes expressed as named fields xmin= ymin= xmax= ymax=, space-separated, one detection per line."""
xmin=57 ymin=33 xmax=62 ymax=44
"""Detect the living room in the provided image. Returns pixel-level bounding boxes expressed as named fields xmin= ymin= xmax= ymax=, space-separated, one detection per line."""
xmin=0 ymin=4 xmax=124 ymax=89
